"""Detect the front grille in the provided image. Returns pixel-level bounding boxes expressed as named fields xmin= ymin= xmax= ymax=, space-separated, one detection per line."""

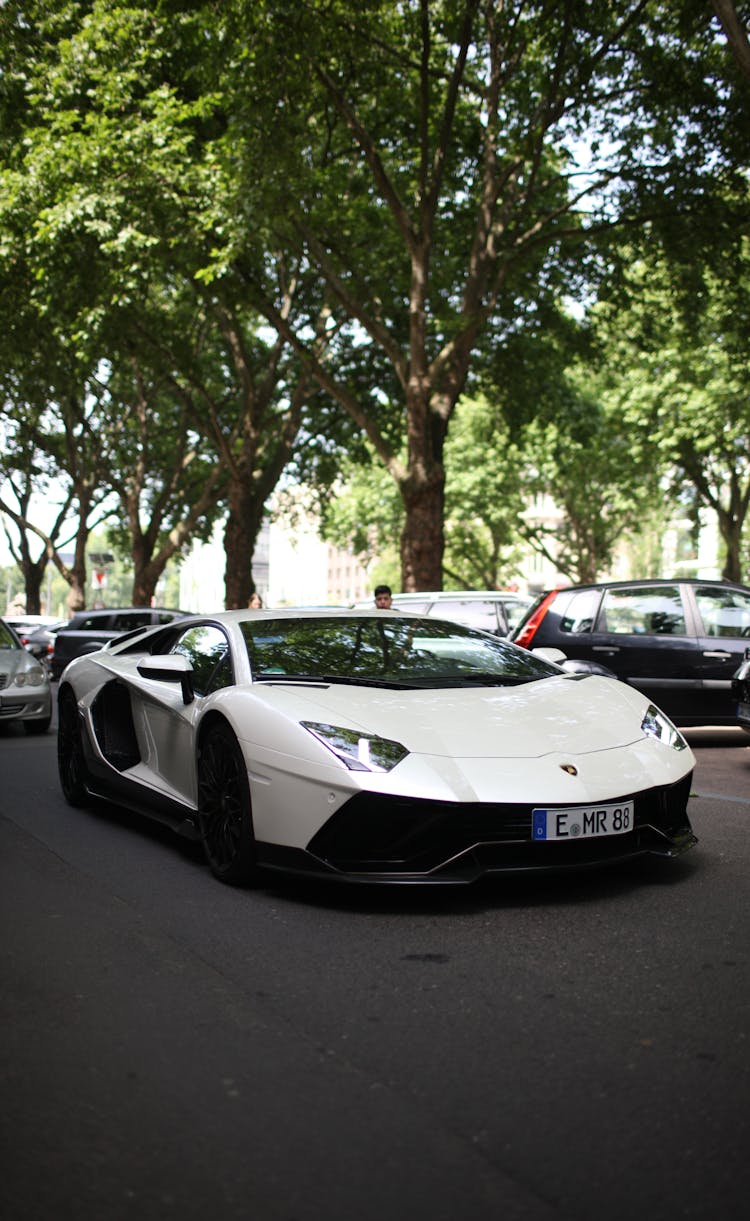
xmin=306 ymin=773 xmax=695 ymax=877
xmin=0 ymin=675 xmax=8 ymax=691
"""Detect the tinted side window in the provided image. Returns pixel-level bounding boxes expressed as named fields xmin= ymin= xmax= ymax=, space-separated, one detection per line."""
xmin=171 ymin=625 xmax=232 ymax=696
xmin=111 ymin=612 xmax=152 ymax=632
xmin=74 ymin=614 xmax=114 ymax=631
xmin=695 ymin=587 xmax=750 ymax=638
xmin=600 ymin=586 xmax=686 ymax=635
xmin=559 ymin=590 xmax=601 ymax=634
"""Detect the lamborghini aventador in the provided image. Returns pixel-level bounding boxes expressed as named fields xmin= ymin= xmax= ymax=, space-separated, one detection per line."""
xmin=57 ymin=609 xmax=697 ymax=885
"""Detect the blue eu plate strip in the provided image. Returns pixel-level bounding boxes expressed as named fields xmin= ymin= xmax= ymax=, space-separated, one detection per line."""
xmin=532 ymin=810 xmax=547 ymax=840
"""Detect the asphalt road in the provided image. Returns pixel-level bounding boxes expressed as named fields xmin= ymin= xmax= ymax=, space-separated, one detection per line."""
xmin=1 ymin=718 xmax=749 ymax=1221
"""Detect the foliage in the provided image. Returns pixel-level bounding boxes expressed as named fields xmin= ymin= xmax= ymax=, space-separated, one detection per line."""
xmin=442 ymin=399 xmax=529 ymax=588
xmin=591 ymin=235 xmax=750 ymax=583
xmin=211 ymin=0 xmax=731 ymax=587
xmin=1 ymin=1 xmax=749 ymax=600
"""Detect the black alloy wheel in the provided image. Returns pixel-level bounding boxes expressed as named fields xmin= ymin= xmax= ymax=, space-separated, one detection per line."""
xmin=57 ymin=686 xmax=89 ymax=806
xmin=197 ymin=722 xmax=257 ymax=885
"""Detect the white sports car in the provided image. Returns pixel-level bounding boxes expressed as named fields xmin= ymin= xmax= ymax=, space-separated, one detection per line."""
xmin=57 ymin=609 xmax=697 ymax=885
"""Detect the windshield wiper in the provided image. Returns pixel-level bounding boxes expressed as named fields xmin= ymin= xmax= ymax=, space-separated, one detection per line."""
xmin=433 ymin=674 xmax=535 ymax=686
xmin=254 ymin=673 xmax=414 ymax=689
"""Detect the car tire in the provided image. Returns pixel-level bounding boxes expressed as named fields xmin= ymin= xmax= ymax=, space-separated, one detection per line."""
xmin=197 ymin=721 xmax=258 ymax=886
xmin=57 ymin=686 xmax=89 ymax=806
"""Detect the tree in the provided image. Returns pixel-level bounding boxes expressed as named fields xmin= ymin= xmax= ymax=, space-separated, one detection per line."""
xmin=0 ymin=0 xmax=326 ymax=609
xmin=212 ymin=0 xmax=745 ymax=590
xmin=711 ymin=0 xmax=750 ymax=86
xmin=0 ymin=339 xmax=117 ymax=614
xmin=595 ymin=247 xmax=750 ymax=583
xmin=518 ymin=402 xmax=663 ymax=586
xmin=442 ymin=398 xmax=528 ymax=589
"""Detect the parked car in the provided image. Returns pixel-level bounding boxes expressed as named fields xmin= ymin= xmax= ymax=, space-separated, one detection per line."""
xmin=356 ymin=590 xmax=533 ymax=636
xmin=732 ymin=647 xmax=750 ymax=733
xmin=5 ymin=614 xmax=61 ymax=642
xmin=57 ymin=608 xmax=696 ymax=886
xmin=51 ymin=606 xmax=189 ymax=680
xmin=16 ymin=619 xmax=67 ymax=670
xmin=510 ymin=578 xmax=750 ymax=727
xmin=0 ymin=616 xmax=52 ymax=734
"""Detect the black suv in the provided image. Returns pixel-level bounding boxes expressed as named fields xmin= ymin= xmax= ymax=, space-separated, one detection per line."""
xmin=51 ymin=607 xmax=188 ymax=680
xmin=510 ymin=578 xmax=750 ymax=728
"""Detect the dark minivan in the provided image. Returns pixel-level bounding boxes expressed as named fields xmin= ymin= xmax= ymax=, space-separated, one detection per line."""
xmin=510 ymin=578 xmax=750 ymax=728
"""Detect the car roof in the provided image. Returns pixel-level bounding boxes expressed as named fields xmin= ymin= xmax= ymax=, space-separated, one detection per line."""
xmin=393 ymin=589 xmax=527 ymax=599
xmin=545 ymin=578 xmax=750 ymax=594
xmin=69 ymin=605 xmax=186 ymax=618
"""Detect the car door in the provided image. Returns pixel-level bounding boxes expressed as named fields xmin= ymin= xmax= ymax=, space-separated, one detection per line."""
xmin=131 ymin=623 xmax=233 ymax=806
xmin=587 ymin=584 xmax=703 ymax=722
xmin=690 ymin=584 xmax=750 ymax=722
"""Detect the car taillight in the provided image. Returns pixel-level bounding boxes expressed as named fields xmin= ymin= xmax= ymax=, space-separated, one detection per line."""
xmin=513 ymin=590 xmax=558 ymax=649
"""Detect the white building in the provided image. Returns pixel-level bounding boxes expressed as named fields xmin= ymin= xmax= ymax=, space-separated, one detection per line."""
xmin=179 ymin=513 xmax=371 ymax=612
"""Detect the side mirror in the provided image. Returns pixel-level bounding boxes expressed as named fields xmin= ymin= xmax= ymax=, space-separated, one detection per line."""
xmin=137 ymin=654 xmax=195 ymax=705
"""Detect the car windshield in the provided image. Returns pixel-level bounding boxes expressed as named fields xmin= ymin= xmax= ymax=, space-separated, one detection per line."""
xmin=240 ymin=615 xmax=560 ymax=688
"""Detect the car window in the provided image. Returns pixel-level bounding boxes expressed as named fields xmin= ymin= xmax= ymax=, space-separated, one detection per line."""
xmin=73 ymin=613 xmax=114 ymax=631
xmin=392 ymin=598 xmax=431 ymax=614
xmin=428 ymin=599 xmax=499 ymax=632
xmin=695 ymin=587 xmax=750 ymax=638
xmin=154 ymin=611 xmax=181 ymax=625
xmin=0 ymin=621 xmax=21 ymax=650
xmin=171 ymin=624 xmax=232 ymax=696
xmin=599 ymin=586 xmax=686 ymax=635
xmin=111 ymin=611 xmax=152 ymax=632
xmin=502 ymin=598 xmax=532 ymax=632
xmin=559 ymin=589 xmax=601 ymax=634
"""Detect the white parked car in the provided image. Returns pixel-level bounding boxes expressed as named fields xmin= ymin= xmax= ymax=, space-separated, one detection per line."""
xmin=57 ymin=609 xmax=697 ymax=886
xmin=355 ymin=589 xmax=532 ymax=636
xmin=0 ymin=617 xmax=53 ymax=734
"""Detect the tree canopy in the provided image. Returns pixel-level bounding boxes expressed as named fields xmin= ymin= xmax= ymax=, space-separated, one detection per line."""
xmin=1 ymin=0 xmax=749 ymax=605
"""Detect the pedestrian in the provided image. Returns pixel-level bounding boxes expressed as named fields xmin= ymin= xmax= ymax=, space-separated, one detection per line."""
xmin=374 ymin=584 xmax=392 ymax=609
xmin=248 ymin=592 xmax=263 ymax=609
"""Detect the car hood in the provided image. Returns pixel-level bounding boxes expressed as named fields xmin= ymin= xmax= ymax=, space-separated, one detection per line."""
xmin=256 ymin=673 xmax=651 ymax=758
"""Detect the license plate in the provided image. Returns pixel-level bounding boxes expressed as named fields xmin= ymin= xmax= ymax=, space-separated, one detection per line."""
xmin=532 ymin=801 xmax=633 ymax=841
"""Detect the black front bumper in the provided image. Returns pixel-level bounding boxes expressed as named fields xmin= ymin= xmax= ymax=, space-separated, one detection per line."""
xmin=257 ymin=772 xmax=697 ymax=883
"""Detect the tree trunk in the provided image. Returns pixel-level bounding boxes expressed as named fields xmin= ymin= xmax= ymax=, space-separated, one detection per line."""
xmin=399 ymin=469 xmax=446 ymax=591
xmin=223 ymin=475 xmax=266 ymax=609
xmin=66 ymin=537 xmax=87 ymax=615
xmin=720 ymin=516 xmax=744 ymax=584
xmin=131 ymin=571 xmax=159 ymax=607
xmin=21 ymin=560 xmax=45 ymax=615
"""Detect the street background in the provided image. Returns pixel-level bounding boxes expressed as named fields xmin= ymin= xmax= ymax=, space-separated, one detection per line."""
xmin=1 ymin=719 xmax=749 ymax=1221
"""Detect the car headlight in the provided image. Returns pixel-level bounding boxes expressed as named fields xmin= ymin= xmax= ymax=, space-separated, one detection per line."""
xmin=641 ymin=705 xmax=688 ymax=751
xmin=302 ymin=722 xmax=409 ymax=772
xmin=12 ymin=664 xmax=47 ymax=688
